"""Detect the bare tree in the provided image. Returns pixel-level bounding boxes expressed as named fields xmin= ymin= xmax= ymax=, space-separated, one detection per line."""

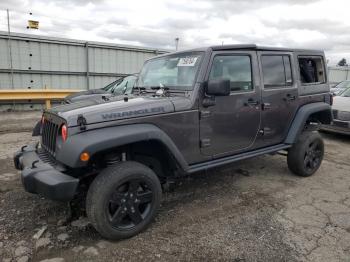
xmin=337 ymin=58 xmax=348 ymax=66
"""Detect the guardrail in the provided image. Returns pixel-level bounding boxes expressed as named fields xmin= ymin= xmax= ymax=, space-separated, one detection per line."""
xmin=0 ymin=89 xmax=81 ymax=108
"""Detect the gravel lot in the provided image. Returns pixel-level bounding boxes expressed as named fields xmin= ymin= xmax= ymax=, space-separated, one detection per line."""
xmin=0 ymin=113 xmax=349 ymax=262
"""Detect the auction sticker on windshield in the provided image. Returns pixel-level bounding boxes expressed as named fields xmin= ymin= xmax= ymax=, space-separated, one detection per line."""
xmin=177 ymin=56 xmax=198 ymax=67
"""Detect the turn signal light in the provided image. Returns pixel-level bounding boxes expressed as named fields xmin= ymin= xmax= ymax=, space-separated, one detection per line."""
xmin=80 ymin=152 xmax=90 ymax=162
xmin=61 ymin=124 xmax=68 ymax=142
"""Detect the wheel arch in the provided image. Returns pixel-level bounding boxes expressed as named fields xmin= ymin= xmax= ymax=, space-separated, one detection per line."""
xmin=285 ymin=102 xmax=332 ymax=144
xmin=56 ymin=124 xmax=189 ymax=172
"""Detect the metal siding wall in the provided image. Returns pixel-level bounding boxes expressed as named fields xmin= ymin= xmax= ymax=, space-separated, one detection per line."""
xmin=0 ymin=39 xmax=10 ymax=69
xmin=0 ymin=73 xmax=87 ymax=89
xmin=0 ymin=32 xmax=167 ymax=110
xmin=89 ymin=76 xmax=117 ymax=90
xmin=0 ymin=32 xmax=166 ymax=91
xmin=328 ymin=67 xmax=350 ymax=83
xmin=87 ymin=47 xmax=146 ymax=75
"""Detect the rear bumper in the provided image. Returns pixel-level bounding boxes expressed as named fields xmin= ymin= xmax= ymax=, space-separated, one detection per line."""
xmin=321 ymin=120 xmax=350 ymax=135
xmin=14 ymin=142 xmax=79 ymax=201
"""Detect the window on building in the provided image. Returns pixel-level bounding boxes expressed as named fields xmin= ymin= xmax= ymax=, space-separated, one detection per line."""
xmin=261 ymin=55 xmax=293 ymax=87
xmin=298 ymin=56 xmax=325 ymax=84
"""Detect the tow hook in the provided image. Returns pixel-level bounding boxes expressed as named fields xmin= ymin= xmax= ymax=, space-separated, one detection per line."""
xmin=32 ymin=160 xmax=39 ymax=168
xmin=21 ymin=145 xmax=27 ymax=152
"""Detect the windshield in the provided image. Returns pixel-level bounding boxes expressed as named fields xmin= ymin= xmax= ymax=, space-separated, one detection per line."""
xmin=335 ymin=81 xmax=350 ymax=89
xmin=137 ymin=51 xmax=203 ymax=90
xmin=340 ymin=87 xmax=350 ymax=97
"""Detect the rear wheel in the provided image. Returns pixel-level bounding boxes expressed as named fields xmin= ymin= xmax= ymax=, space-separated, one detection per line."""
xmin=287 ymin=131 xmax=324 ymax=177
xmin=86 ymin=161 xmax=162 ymax=240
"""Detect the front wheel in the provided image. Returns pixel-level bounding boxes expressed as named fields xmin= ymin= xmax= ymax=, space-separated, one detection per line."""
xmin=86 ymin=161 xmax=162 ymax=240
xmin=287 ymin=131 xmax=324 ymax=177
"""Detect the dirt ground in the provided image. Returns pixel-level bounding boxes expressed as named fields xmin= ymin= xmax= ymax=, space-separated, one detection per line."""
xmin=0 ymin=121 xmax=349 ymax=261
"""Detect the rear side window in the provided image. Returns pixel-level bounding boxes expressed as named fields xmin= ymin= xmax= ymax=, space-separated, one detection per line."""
xmin=209 ymin=55 xmax=253 ymax=92
xmin=298 ymin=56 xmax=325 ymax=84
xmin=261 ymin=55 xmax=293 ymax=87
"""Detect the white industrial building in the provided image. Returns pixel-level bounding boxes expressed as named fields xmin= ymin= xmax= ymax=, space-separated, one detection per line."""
xmin=0 ymin=31 xmax=167 ymax=110
xmin=328 ymin=66 xmax=350 ymax=85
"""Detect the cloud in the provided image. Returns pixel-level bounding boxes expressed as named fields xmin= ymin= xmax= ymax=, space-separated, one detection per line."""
xmin=97 ymin=27 xmax=184 ymax=49
xmin=0 ymin=0 xmax=349 ymax=64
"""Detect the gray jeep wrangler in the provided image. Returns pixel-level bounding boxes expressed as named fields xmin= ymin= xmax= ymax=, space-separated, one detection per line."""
xmin=14 ymin=45 xmax=332 ymax=240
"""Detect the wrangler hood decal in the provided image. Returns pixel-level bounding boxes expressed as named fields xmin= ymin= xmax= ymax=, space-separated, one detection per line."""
xmin=48 ymin=95 xmax=190 ymax=127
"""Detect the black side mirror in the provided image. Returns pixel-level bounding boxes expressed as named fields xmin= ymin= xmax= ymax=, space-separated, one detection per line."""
xmin=206 ymin=79 xmax=230 ymax=96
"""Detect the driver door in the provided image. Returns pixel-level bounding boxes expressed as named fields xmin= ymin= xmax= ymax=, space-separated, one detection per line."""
xmin=200 ymin=51 xmax=261 ymax=157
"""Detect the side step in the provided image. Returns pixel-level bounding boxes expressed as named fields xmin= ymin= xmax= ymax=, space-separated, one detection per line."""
xmin=187 ymin=144 xmax=291 ymax=174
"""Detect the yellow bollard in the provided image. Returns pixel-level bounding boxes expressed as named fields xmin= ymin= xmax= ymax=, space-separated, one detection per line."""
xmin=45 ymin=99 xmax=51 ymax=109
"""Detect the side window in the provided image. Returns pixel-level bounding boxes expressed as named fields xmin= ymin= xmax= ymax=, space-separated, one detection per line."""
xmin=261 ymin=55 xmax=293 ymax=87
xmin=209 ymin=55 xmax=252 ymax=92
xmin=298 ymin=56 xmax=325 ymax=84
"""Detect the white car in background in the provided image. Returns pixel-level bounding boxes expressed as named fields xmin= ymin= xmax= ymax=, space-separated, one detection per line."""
xmin=322 ymin=87 xmax=350 ymax=135
xmin=330 ymin=80 xmax=350 ymax=95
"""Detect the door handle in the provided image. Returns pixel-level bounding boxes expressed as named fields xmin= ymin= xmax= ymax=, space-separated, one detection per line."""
xmin=283 ymin=94 xmax=296 ymax=101
xmin=262 ymin=102 xmax=271 ymax=110
xmin=244 ymin=98 xmax=259 ymax=106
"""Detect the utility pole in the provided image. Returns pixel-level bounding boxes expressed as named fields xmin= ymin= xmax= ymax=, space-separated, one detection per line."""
xmin=7 ymin=9 xmax=14 ymax=89
xmin=175 ymin=37 xmax=179 ymax=51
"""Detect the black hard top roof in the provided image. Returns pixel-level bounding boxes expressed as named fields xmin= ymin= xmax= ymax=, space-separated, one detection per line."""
xmin=148 ymin=44 xmax=324 ymax=60
xmin=195 ymin=44 xmax=323 ymax=53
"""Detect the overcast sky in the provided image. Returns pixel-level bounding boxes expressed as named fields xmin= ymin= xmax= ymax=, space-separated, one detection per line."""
xmin=0 ymin=0 xmax=349 ymax=65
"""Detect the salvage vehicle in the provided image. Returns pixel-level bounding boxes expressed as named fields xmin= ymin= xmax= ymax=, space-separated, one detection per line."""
xmin=321 ymin=87 xmax=350 ymax=135
xmin=14 ymin=45 xmax=332 ymax=240
xmin=32 ymin=74 xmax=137 ymax=136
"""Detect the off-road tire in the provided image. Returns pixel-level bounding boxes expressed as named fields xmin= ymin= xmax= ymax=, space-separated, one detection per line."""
xmin=287 ymin=131 xmax=324 ymax=177
xmin=86 ymin=161 xmax=162 ymax=240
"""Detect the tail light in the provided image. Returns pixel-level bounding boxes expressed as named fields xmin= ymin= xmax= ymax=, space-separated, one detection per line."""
xmin=61 ymin=124 xmax=68 ymax=142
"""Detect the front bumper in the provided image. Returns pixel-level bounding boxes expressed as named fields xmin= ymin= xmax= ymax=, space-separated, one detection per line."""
xmin=321 ymin=120 xmax=350 ymax=135
xmin=14 ymin=142 xmax=79 ymax=201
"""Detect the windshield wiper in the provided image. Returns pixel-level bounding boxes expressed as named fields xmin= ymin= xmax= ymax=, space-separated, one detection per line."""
xmin=132 ymin=86 xmax=148 ymax=95
xmin=150 ymin=86 xmax=169 ymax=90
xmin=149 ymin=86 xmax=186 ymax=92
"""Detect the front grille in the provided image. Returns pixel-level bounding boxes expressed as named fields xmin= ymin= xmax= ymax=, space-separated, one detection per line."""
xmin=41 ymin=119 xmax=59 ymax=155
xmin=37 ymin=148 xmax=57 ymax=166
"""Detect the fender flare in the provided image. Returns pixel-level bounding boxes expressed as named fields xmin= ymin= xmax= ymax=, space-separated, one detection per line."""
xmin=284 ymin=102 xmax=332 ymax=144
xmin=56 ymin=124 xmax=189 ymax=170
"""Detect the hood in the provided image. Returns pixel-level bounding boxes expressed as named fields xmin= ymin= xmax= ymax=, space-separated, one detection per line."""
xmin=48 ymin=94 xmax=191 ymax=127
xmin=333 ymin=96 xmax=350 ymax=112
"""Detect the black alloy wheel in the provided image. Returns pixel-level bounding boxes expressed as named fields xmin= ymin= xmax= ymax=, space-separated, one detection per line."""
xmin=303 ymin=140 xmax=323 ymax=174
xmin=287 ymin=131 xmax=324 ymax=177
xmin=107 ymin=179 xmax=153 ymax=229
xmin=86 ymin=161 xmax=162 ymax=240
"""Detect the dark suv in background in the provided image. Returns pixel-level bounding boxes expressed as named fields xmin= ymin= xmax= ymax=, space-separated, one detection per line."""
xmin=15 ymin=45 xmax=332 ymax=240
